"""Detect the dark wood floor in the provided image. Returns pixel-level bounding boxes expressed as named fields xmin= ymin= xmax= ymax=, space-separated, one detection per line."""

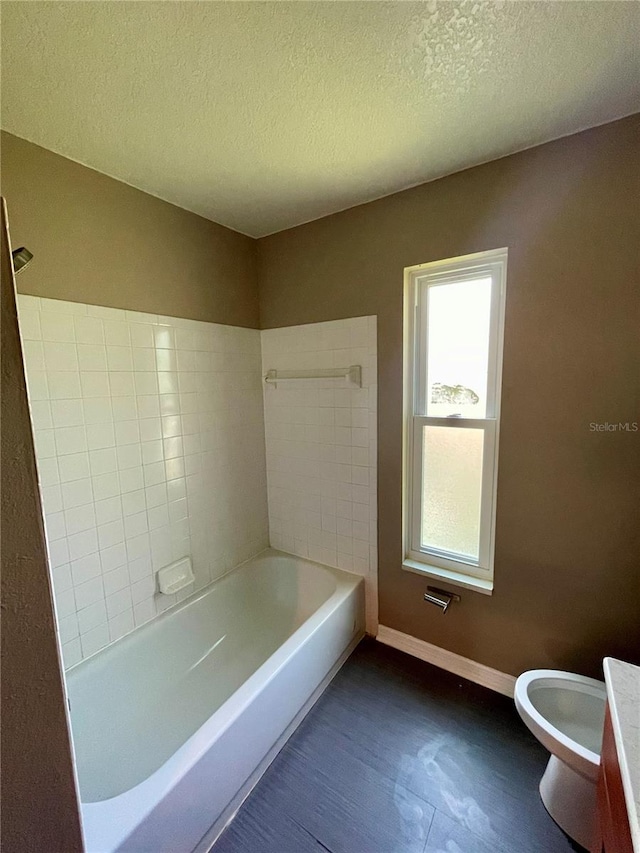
xmin=212 ymin=639 xmax=585 ymax=853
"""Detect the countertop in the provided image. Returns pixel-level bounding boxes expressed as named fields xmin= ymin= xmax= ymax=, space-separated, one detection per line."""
xmin=603 ymin=657 xmax=640 ymax=852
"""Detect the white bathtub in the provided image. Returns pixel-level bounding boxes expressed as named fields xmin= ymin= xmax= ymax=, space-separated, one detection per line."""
xmin=67 ymin=549 xmax=364 ymax=853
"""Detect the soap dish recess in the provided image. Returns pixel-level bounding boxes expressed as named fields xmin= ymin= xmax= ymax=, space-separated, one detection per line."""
xmin=157 ymin=557 xmax=194 ymax=595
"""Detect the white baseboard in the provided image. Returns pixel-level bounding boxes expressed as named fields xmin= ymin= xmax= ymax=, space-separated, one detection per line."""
xmin=376 ymin=624 xmax=515 ymax=698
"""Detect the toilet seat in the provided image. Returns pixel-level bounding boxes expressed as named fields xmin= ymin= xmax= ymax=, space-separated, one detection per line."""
xmin=514 ymin=669 xmax=606 ymax=781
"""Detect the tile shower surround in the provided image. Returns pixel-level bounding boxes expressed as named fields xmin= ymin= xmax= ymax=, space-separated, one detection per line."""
xmin=19 ymin=300 xmax=378 ymax=666
xmin=261 ymin=317 xmax=378 ymax=631
xmin=18 ymin=295 xmax=269 ymax=668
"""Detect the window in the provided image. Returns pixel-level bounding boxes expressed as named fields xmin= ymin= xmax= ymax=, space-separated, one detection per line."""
xmin=403 ymin=249 xmax=507 ymax=593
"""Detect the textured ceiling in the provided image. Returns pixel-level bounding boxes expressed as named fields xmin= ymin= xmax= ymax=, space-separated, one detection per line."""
xmin=2 ymin=1 xmax=639 ymax=237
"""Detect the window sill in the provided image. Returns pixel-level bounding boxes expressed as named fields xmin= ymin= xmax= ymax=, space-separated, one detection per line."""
xmin=402 ymin=558 xmax=494 ymax=595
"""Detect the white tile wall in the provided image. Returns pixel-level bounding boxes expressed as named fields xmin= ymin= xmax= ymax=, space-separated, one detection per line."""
xmin=18 ymin=295 xmax=269 ymax=669
xmin=261 ymin=317 xmax=378 ymax=632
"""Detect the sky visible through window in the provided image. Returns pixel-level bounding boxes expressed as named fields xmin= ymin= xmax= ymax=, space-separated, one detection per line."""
xmin=426 ymin=276 xmax=492 ymax=418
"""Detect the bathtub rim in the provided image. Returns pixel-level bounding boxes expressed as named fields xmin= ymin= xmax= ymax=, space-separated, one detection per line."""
xmin=75 ymin=549 xmax=363 ymax=852
xmin=66 ymin=546 xmax=322 ymax=676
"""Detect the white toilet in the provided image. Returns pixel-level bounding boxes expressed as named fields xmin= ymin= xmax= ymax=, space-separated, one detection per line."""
xmin=514 ymin=669 xmax=607 ymax=849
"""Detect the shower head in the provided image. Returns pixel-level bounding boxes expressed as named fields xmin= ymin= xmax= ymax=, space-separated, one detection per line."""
xmin=12 ymin=247 xmax=33 ymax=274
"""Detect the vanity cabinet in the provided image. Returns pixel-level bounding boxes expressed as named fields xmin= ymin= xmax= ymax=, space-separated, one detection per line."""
xmin=592 ymin=704 xmax=634 ymax=853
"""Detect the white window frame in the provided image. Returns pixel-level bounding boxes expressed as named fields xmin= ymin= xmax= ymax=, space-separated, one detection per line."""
xmin=402 ymin=248 xmax=507 ymax=594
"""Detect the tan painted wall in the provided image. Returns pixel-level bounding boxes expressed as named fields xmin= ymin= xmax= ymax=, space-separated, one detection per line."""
xmin=258 ymin=115 xmax=640 ymax=679
xmin=1 ymin=201 xmax=83 ymax=852
xmin=2 ymin=117 xmax=637 ymax=688
xmin=0 ymin=132 xmax=259 ymax=327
